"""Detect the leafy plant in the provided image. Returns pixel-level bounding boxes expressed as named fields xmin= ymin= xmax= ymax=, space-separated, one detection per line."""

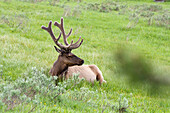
xmin=87 ymin=1 xmax=126 ymax=13
xmin=115 ymin=47 xmax=170 ymax=95
xmin=48 ymin=0 xmax=60 ymax=6
xmin=0 ymin=67 xmax=134 ymax=112
xmin=16 ymin=0 xmax=44 ymax=3
xmin=153 ymin=11 xmax=170 ymax=29
xmin=63 ymin=5 xmax=72 ymax=17
xmin=127 ymin=12 xmax=140 ymax=29
xmin=0 ymin=14 xmax=29 ymax=32
xmin=63 ymin=5 xmax=82 ymax=17
xmin=72 ymin=5 xmax=82 ymax=17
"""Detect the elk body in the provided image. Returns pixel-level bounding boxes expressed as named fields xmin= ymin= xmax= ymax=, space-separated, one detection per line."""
xmin=41 ymin=17 xmax=106 ymax=84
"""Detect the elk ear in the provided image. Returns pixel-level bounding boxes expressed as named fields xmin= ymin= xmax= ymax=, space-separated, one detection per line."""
xmin=54 ymin=46 xmax=61 ymax=53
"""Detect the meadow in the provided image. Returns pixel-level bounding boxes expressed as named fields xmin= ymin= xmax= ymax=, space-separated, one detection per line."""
xmin=0 ymin=0 xmax=170 ymax=112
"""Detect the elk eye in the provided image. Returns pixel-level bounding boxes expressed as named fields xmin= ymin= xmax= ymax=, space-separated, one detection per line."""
xmin=66 ymin=55 xmax=72 ymax=58
xmin=67 ymin=53 xmax=73 ymax=57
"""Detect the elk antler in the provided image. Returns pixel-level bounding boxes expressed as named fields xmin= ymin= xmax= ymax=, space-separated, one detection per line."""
xmin=41 ymin=17 xmax=83 ymax=51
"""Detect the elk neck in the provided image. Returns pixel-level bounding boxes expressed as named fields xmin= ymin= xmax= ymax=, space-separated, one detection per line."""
xmin=50 ymin=56 xmax=68 ymax=76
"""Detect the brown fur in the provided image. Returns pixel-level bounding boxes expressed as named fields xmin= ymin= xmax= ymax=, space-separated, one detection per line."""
xmin=42 ymin=19 xmax=106 ymax=84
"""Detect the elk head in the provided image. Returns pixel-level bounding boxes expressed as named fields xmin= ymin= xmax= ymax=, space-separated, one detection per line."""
xmin=41 ymin=17 xmax=84 ymax=76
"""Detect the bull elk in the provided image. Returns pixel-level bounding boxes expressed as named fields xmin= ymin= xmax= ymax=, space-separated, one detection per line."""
xmin=41 ymin=17 xmax=106 ymax=84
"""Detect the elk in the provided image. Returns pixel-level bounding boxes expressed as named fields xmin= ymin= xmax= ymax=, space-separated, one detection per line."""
xmin=41 ymin=17 xmax=106 ymax=84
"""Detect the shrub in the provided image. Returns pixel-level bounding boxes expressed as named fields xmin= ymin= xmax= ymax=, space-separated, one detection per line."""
xmin=63 ymin=5 xmax=82 ymax=17
xmin=87 ymin=1 xmax=126 ymax=13
xmin=153 ymin=11 xmax=170 ymax=29
xmin=0 ymin=67 xmax=133 ymax=112
xmin=0 ymin=14 xmax=29 ymax=32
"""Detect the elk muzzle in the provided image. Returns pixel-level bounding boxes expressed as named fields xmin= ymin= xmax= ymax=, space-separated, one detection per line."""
xmin=78 ymin=59 xmax=84 ymax=65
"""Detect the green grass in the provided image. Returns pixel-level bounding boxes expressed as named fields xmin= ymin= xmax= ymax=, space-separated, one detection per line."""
xmin=0 ymin=0 xmax=170 ymax=112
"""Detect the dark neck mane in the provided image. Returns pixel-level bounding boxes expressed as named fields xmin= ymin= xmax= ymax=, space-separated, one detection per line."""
xmin=60 ymin=66 xmax=68 ymax=76
xmin=49 ymin=57 xmax=68 ymax=76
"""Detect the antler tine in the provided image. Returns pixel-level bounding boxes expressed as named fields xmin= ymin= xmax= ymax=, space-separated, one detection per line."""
xmin=41 ymin=21 xmax=66 ymax=50
xmin=43 ymin=18 xmax=83 ymax=52
xmin=41 ymin=21 xmax=52 ymax=32
xmin=54 ymin=17 xmax=70 ymax=46
xmin=69 ymin=38 xmax=83 ymax=50
xmin=71 ymin=37 xmax=82 ymax=46
xmin=67 ymin=28 xmax=72 ymax=37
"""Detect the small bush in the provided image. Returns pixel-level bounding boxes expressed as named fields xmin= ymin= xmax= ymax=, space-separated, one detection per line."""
xmin=127 ymin=12 xmax=140 ymax=28
xmin=48 ymin=0 xmax=60 ymax=6
xmin=0 ymin=67 xmax=133 ymax=112
xmin=115 ymin=47 xmax=170 ymax=95
xmin=72 ymin=5 xmax=82 ymax=17
xmin=153 ymin=11 xmax=170 ymax=29
xmin=17 ymin=0 xmax=44 ymax=3
xmin=63 ymin=5 xmax=72 ymax=17
xmin=87 ymin=1 xmax=126 ymax=13
xmin=126 ymin=4 xmax=169 ymax=29
xmin=63 ymin=5 xmax=82 ymax=17
xmin=0 ymin=14 xmax=29 ymax=32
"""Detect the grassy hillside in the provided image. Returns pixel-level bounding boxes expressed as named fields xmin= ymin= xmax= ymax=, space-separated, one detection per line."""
xmin=0 ymin=0 xmax=170 ymax=112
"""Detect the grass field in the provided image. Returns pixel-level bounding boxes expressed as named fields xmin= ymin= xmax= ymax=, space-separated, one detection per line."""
xmin=0 ymin=0 xmax=170 ymax=112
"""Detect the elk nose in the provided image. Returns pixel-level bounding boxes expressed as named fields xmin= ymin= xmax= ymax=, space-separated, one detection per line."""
xmin=81 ymin=60 xmax=84 ymax=64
